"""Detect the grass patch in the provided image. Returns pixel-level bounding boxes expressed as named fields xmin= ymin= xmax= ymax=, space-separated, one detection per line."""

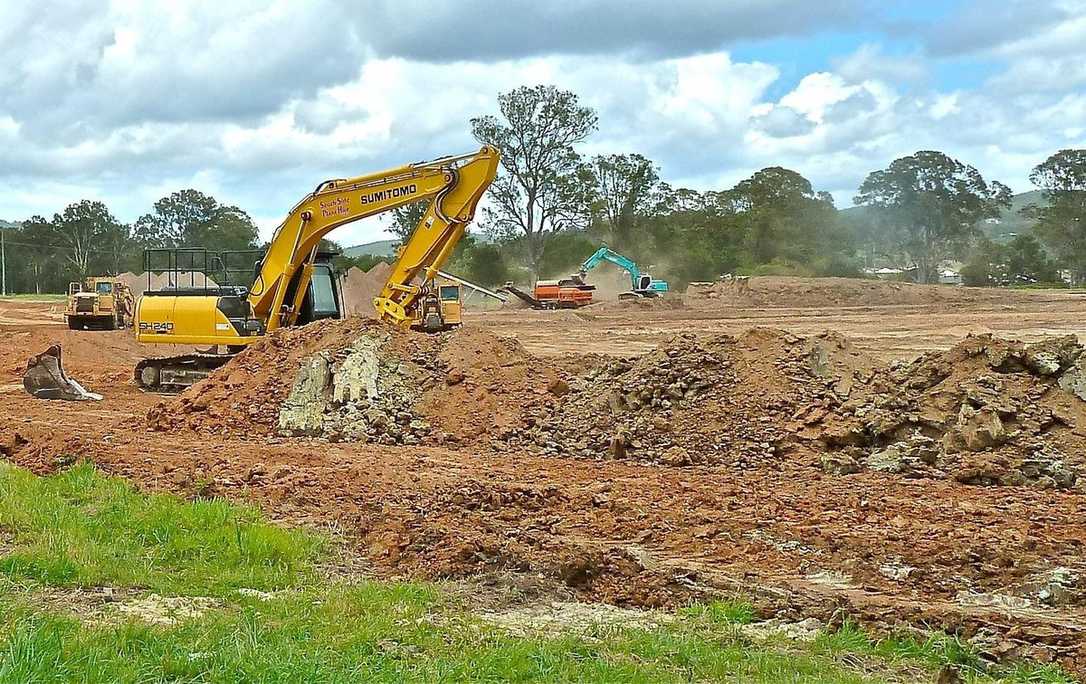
xmin=0 ymin=462 xmax=321 ymax=595
xmin=0 ymin=464 xmax=1074 ymax=683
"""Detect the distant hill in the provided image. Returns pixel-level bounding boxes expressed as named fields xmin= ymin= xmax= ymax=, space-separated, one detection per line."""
xmin=841 ymin=190 xmax=1048 ymax=244
xmin=343 ymin=239 xmax=398 ymax=258
xmin=0 ymin=219 xmax=20 ymax=230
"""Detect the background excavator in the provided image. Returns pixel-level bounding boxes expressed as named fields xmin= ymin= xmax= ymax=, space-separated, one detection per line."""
xmin=578 ymin=246 xmax=669 ymax=298
xmin=130 ymin=146 xmax=499 ymax=391
xmin=501 ymin=245 xmax=668 ymax=309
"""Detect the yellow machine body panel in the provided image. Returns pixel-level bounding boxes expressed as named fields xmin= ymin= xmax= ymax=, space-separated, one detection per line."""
xmin=135 ymin=294 xmax=250 ymax=347
xmin=65 ymin=278 xmax=134 ymax=329
xmin=434 ymin=284 xmax=463 ymax=327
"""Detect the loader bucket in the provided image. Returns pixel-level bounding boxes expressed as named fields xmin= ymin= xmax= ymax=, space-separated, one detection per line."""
xmin=22 ymin=345 xmax=102 ymax=401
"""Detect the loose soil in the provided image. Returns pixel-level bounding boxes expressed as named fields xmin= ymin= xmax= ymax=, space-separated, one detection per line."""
xmin=2 ymin=279 xmax=1086 ymax=674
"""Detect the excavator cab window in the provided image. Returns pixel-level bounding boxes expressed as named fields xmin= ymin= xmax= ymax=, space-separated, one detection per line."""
xmin=439 ymin=285 xmax=460 ymax=301
xmin=308 ymin=265 xmax=340 ymax=318
xmin=96 ymin=282 xmax=113 ymax=295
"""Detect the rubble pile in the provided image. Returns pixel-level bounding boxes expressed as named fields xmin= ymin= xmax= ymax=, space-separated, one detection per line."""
xmin=149 ymin=317 xmax=1086 ymax=491
xmin=810 ymin=334 xmax=1086 ymax=491
xmin=148 ymin=318 xmax=549 ymax=446
xmin=495 ymin=329 xmax=866 ymax=467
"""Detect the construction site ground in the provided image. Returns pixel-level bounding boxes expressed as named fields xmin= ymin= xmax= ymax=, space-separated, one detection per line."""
xmin=3 ymin=277 xmax=1086 ymax=674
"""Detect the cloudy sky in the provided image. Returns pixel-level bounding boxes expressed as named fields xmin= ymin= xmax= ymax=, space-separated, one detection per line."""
xmin=2 ymin=0 xmax=1084 ymax=246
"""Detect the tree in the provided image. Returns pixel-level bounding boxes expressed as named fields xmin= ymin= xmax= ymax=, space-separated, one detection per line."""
xmin=855 ymin=151 xmax=1011 ymax=283
xmin=648 ymin=186 xmax=744 ymax=284
xmin=1027 ymin=149 xmax=1086 ymax=283
xmin=388 ymin=201 xmax=428 ymax=243
xmin=730 ymin=167 xmax=841 ymax=266
xmin=590 ymin=153 xmax=660 ymax=251
xmin=461 ymin=242 xmax=511 ymax=287
xmin=134 ymin=189 xmax=259 ymax=253
xmin=12 ymin=217 xmax=63 ymax=294
xmin=52 ymin=201 xmax=126 ymax=279
xmin=537 ymin=231 xmax=598 ymax=278
xmin=471 ymin=85 xmax=598 ymax=276
xmin=961 ymin=234 xmax=1059 ymax=287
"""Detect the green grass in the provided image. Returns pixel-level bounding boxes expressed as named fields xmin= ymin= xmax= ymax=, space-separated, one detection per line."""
xmin=0 ymin=463 xmax=321 ymax=595
xmin=0 ymin=463 xmax=1074 ymax=683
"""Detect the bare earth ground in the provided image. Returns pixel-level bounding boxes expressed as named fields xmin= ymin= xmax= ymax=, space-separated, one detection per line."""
xmin=2 ymin=277 xmax=1086 ymax=674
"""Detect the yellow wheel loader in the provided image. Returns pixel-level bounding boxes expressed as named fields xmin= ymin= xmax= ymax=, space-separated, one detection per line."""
xmin=65 ymin=277 xmax=135 ymax=330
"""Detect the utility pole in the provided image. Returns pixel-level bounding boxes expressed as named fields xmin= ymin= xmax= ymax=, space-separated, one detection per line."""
xmin=1 ymin=226 xmax=6 ymax=296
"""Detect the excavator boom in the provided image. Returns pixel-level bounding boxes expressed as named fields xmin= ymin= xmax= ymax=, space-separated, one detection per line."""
xmin=252 ymin=146 xmax=499 ymax=330
xmin=133 ymin=146 xmax=499 ymax=390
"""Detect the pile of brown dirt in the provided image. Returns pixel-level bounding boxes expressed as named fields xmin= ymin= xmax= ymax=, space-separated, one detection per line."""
xmin=341 ymin=262 xmax=393 ymax=316
xmin=810 ymin=334 xmax=1086 ymax=491
xmin=148 ymin=318 xmax=559 ymax=445
xmin=497 ymin=328 xmax=872 ymax=467
xmin=148 ymin=317 xmax=380 ymax=436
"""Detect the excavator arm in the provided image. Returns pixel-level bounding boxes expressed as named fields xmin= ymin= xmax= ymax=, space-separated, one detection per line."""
xmin=250 ymin=146 xmax=499 ymax=330
xmin=580 ymin=246 xmax=642 ymax=290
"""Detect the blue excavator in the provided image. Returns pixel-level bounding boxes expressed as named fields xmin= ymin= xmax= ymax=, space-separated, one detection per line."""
xmin=578 ymin=246 xmax=669 ymax=298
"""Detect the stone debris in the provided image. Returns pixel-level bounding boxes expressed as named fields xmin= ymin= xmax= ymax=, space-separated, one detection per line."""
xmin=811 ymin=334 xmax=1086 ymax=491
xmin=152 ymin=321 xmax=1086 ymax=492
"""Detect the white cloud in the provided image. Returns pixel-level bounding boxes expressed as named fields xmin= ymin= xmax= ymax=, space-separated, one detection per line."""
xmin=0 ymin=1 xmax=1085 ymax=247
xmin=834 ymin=44 xmax=927 ymax=85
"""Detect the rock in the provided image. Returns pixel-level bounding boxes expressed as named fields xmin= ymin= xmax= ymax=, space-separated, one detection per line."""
xmin=609 ymin=433 xmax=628 ymax=459
xmin=955 ymin=405 xmax=1005 ymax=451
xmin=867 ymin=444 xmax=907 ymax=473
xmin=446 ymin=369 xmax=466 ymax=386
xmin=1058 ymin=356 xmax=1086 ymax=401
xmin=547 ymin=378 xmax=570 ymax=396
xmin=662 ymin=446 xmax=691 ymax=466
xmin=821 ymin=451 xmax=861 ymax=475
xmin=1024 ymin=335 xmax=1081 ymax=375
xmin=878 ymin=559 xmax=916 ymax=581
xmin=332 ymin=337 xmax=384 ymax=403
xmin=277 ymin=355 xmax=333 ymax=436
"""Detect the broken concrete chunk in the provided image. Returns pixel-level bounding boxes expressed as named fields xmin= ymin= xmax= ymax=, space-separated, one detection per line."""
xmin=1058 ymin=356 xmax=1086 ymax=401
xmin=277 ymin=355 xmax=332 ymax=436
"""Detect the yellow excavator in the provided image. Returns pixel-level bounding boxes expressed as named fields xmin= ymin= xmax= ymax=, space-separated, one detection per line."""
xmin=132 ymin=146 xmax=499 ymax=391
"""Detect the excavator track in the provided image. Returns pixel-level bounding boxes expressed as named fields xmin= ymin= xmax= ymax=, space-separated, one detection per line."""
xmin=134 ymin=353 xmax=235 ymax=393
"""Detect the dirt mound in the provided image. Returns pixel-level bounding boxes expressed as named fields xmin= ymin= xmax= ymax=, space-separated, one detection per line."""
xmin=148 ymin=318 xmax=557 ymax=445
xmin=148 ymin=317 xmax=381 ymax=436
xmin=496 ymin=328 xmax=872 ymax=467
xmin=809 ymin=334 xmax=1086 ymax=492
xmin=685 ymin=276 xmax=1047 ymax=309
xmin=341 ymin=262 xmax=393 ymax=316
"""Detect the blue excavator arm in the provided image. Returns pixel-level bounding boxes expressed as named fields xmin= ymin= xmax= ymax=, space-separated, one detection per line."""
xmin=579 ymin=246 xmax=642 ymax=290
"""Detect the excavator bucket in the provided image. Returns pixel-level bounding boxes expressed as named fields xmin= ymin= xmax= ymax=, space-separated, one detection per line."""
xmin=22 ymin=345 xmax=102 ymax=401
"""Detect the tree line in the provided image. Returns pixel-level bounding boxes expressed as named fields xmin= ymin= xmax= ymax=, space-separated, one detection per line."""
xmin=457 ymin=85 xmax=1086 ymax=288
xmin=1 ymin=190 xmax=259 ymax=294
xmin=3 ymin=84 xmax=1085 ymax=294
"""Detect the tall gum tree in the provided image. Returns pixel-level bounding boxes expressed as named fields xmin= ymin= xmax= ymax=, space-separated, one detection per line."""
xmin=1027 ymin=149 xmax=1086 ymax=284
xmin=855 ymin=151 xmax=1011 ymax=284
xmin=471 ymin=85 xmax=598 ymax=277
